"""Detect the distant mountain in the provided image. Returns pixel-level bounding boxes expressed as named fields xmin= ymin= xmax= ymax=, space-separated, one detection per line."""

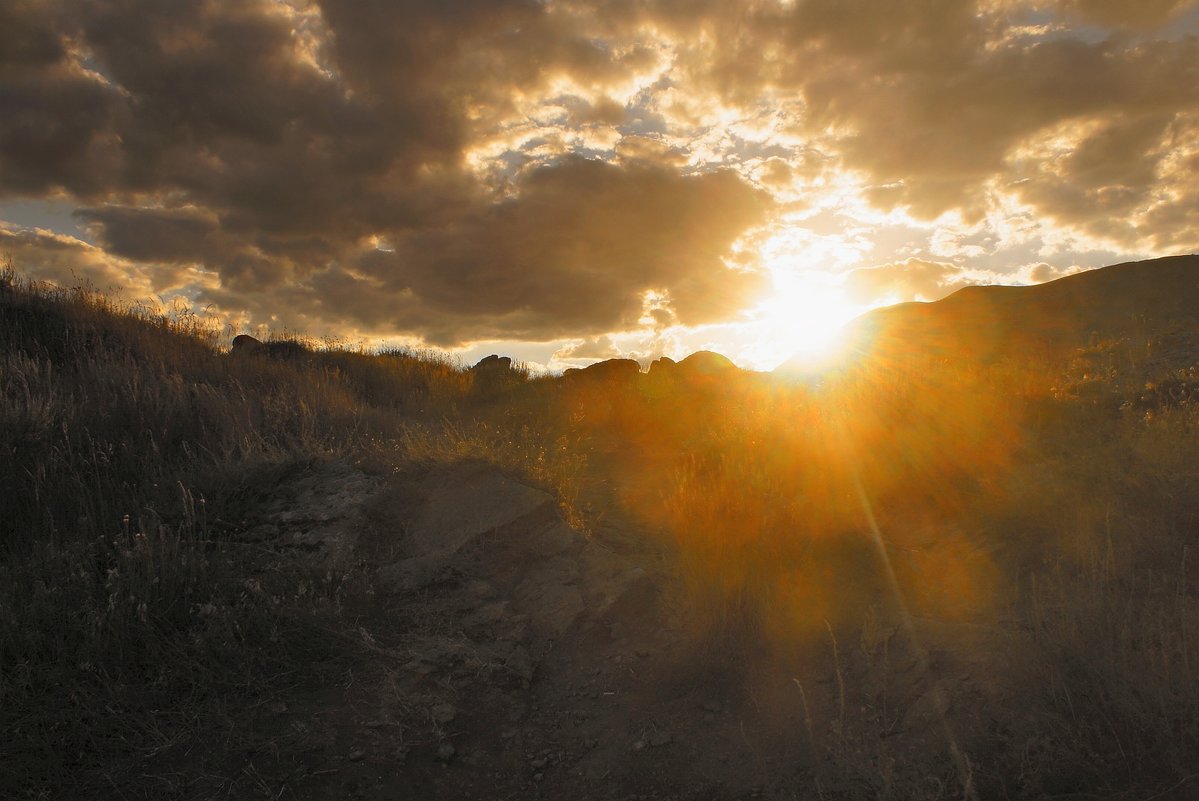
xmin=775 ymin=255 xmax=1199 ymax=376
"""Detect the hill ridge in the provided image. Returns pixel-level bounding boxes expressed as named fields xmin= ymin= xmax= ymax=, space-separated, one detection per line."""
xmin=776 ymin=254 xmax=1199 ymax=375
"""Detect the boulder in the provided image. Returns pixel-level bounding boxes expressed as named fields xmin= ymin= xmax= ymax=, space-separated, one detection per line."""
xmin=231 ymin=334 xmax=310 ymax=360
xmin=471 ymin=354 xmax=513 ymax=372
xmin=470 ymin=354 xmax=524 ymax=397
xmin=647 ymin=356 xmax=676 ymax=375
xmin=231 ymin=334 xmax=264 ymax=354
xmin=676 ymin=350 xmax=738 ymax=376
xmin=568 ymin=358 xmax=641 ymax=383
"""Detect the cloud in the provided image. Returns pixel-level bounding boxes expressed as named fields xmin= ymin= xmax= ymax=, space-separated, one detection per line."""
xmin=76 ymin=206 xmax=222 ymax=264
xmin=2 ymin=0 xmax=1198 ymax=354
xmin=805 ymin=27 xmax=1197 ymax=222
xmin=1059 ymin=0 xmax=1199 ymax=28
xmin=646 ymin=0 xmax=1199 ymax=235
xmin=0 ymin=2 xmax=124 ymax=197
xmin=614 ymin=135 xmax=688 ymax=165
xmin=553 ymin=335 xmax=622 ymax=361
xmin=0 ymin=223 xmax=197 ymax=298
xmin=844 ymin=258 xmax=976 ymax=304
xmin=1025 ymin=261 xmax=1086 ymax=283
xmin=1011 ymin=115 xmax=1170 ymax=240
xmin=339 ymin=157 xmax=770 ymax=344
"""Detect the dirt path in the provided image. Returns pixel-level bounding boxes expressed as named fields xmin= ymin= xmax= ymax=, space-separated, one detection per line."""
xmin=207 ymin=457 xmax=1015 ymax=800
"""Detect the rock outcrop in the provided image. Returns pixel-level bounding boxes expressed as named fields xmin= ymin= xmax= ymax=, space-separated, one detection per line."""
xmin=567 ymin=358 xmax=641 ymax=383
xmin=471 ymin=354 xmax=513 ymax=372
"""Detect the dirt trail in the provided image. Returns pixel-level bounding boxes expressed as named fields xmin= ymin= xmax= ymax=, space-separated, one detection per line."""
xmin=219 ymin=458 xmax=1016 ymax=800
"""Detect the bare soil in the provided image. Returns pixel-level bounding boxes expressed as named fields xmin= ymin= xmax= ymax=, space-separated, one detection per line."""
xmin=172 ymin=456 xmax=1025 ymax=801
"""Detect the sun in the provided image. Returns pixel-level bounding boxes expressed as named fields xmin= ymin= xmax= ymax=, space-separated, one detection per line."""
xmin=753 ymin=270 xmax=863 ymax=370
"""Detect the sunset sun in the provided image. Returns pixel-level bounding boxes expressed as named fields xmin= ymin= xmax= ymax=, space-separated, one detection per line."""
xmin=756 ymin=269 xmax=862 ymax=370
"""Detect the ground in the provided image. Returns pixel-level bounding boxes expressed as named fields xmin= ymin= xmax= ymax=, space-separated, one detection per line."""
xmin=177 ymin=455 xmax=1026 ymax=801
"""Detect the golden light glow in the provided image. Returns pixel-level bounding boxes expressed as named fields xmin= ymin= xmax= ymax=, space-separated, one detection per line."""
xmin=753 ymin=268 xmax=863 ymax=370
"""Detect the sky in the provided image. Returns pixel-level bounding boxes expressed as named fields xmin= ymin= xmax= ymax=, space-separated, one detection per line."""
xmin=2 ymin=0 xmax=1198 ymax=372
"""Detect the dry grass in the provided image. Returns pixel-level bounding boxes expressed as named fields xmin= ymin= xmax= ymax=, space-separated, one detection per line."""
xmin=0 ymin=267 xmax=565 ymax=799
xmin=541 ymin=323 xmax=1199 ymax=798
xmin=3 ymin=264 xmax=1199 ymax=799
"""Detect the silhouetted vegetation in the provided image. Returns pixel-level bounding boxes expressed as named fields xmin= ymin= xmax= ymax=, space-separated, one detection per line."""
xmin=3 ymin=263 xmax=1199 ymax=799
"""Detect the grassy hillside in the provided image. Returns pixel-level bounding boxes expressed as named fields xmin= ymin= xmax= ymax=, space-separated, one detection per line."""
xmin=3 ymin=260 xmax=1199 ymax=799
xmin=0 ymin=267 xmax=577 ymax=798
xmin=778 ymin=254 xmax=1199 ymax=372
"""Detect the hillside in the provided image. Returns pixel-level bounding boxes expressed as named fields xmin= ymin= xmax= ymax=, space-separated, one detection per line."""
xmin=3 ymin=264 xmax=1199 ymax=800
xmin=777 ymin=254 xmax=1199 ymax=375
